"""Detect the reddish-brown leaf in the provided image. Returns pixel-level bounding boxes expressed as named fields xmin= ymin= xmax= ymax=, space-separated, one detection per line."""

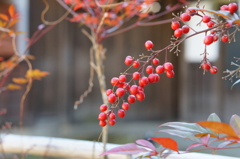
xmin=0 ymin=14 xmax=9 ymax=21
xmin=197 ymin=121 xmax=239 ymax=138
xmin=150 ymin=137 xmax=179 ymax=153
xmin=8 ymin=4 xmax=15 ymax=18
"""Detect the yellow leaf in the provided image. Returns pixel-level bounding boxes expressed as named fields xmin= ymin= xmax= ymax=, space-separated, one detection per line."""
xmin=0 ymin=20 xmax=7 ymax=27
xmin=0 ymin=14 xmax=9 ymax=21
xmin=6 ymin=84 xmax=21 ymax=90
xmin=8 ymin=4 xmax=15 ymax=18
xmin=25 ymin=69 xmax=49 ymax=80
xmin=12 ymin=78 xmax=29 ymax=84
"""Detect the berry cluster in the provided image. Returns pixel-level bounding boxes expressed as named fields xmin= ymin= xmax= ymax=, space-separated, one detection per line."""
xmin=98 ymin=41 xmax=175 ymax=127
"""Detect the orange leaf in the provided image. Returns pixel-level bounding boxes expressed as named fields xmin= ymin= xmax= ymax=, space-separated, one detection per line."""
xmin=8 ymin=4 xmax=15 ymax=18
xmin=197 ymin=121 xmax=239 ymax=138
xmin=0 ymin=14 xmax=9 ymax=21
xmin=6 ymin=84 xmax=21 ymax=90
xmin=195 ymin=133 xmax=218 ymax=138
xmin=12 ymin=78 xmax=29 ymax=84
xmin=8 ymin=18 xmax=20 ymax=27
xmin=150 ymin=137 xmax=179 ymax=153
xmin=25 ymin=69 xmax=49 ymax=80
xmin=0 ymin=20 xmax=7 ymax=27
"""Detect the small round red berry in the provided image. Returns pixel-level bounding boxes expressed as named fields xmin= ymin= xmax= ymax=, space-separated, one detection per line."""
xmin=108 ymin=93 xmax=117 ymax=103
xmin=111 ymin=77 xmax=119 ymax=86
xmin=139 ymin=77 xmax=149 ymax=87
xmin=207 ymin=21 xmax=215 ymax=27
xmin=146 ymin=65 xmax=154 ymax=74
xmin=204 ymin=35 xmax=214 ymax=45
xmin=108 ymin=119 xmax=116 ymax=126
xmin=130 ymin=85 xmax=139 ymax=95
xmin=164 ymin=62 xmax=174 ymax=71
xmin=202 ymin=15 xmax=211 ymax=23
xmin=154 ymin=74 xmax=160 ymax=82
xmin=106 ymin=89 xmax=112 ymax=96
xmin=122 ymin=102 xmax=130 ymax=111
xmin=115 ymin=88 xmax=125 ymax=97
xmin=100 ymin=104 xmax=108 ymax=111
xmin=132 ymin=60 xmax=140 ymax=68
xmin=225 ymin=23 xmax=232 ymax=28
xmin=148 ymin=74 xmax=156 ymax=83
xmin=174 ymin=28 xmax=183 ymax=37
xmin=118 ymin=109 xmax=126 ymax=118
xmin=123 ymin=83 xmax=130 ymax=91
xmin=138 ymin=86 xmax=144 ymax=92
xmin=136 ymin=91 xmax=145 ymax=101
xmin=155 ymin=65 xmax=164 ymax=74
xmin=119 ymin=75 xmax=126 ymax=83
xmin=171 ymin=21 xmax=180 ymax=30
xmin=128 ymin=95 xmax=136 ymax=103
xmin=116 ymin=82 xmax=124 ymax=87
xmin=99 ymin=120 xmax=107 ymax=127
xmin=98 ymin=112 xmax=107 ymax=120
xmin=228 ymin=3 xmax=238 ymax=13
xmin=109 ymin=112 xmax=116 ymax=119
xmin=210 ymin=66 xmax=218 ymax=74
xmin=186 ymin=9 xmax=196 ymax=16
xmin=133 ymin=72 xmax=141 ymax=79
xmin=182 ymin=25 xmax=190 ymax=34
xmin=166 ymin=70 xmax=175 ymax=78
xmin=213 ymin=35 xmax=218 ymax=42
xmin=220 ymin=5 xmax=229 ymax=11
xmin=145 ymin=40 xmax=154 ymax=50
xmin=180 ymin=13 xmax=191 ymax=21
xmin=201 ymin=62 xmax=211 ymax=71
xmin=152 ymin=58 xmax=160 ymax=65
xmin=125 ymin=56 xmax=133 ymax=65
xmin=221 ymin=35 xmax=229 ymax=42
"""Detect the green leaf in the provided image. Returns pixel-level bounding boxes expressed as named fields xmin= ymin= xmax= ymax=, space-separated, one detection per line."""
xmin=231 ymin=79 xmax=240 ymax=90
xmin=207 ymin=113 xmax=221 ymax=122
xmin=157 ymin=129 xmax=200 ymax=143
xmin=230 ymin=114 xmax=240 ymax=135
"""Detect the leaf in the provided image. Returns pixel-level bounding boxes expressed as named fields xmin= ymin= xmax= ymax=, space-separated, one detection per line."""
xmin=136 ymin=139 xmax=156 ymax=151
xmin=186 ymin=143 xmax=203 ymax=151
xmin=157 ymin=129 xmax=200 ymax=143
xmin=12 ymin=78 xmax=28 ymax=84
xmin=218 ymin=141 xmax=235 ymax=148
xmin=6 ymin=84 xmax=21 ymax=90
xmin=0 ymin=20 xmax=7 ymax=27
xmin=8 ymin=4 xmax=15 ymax=18
xmin=200 ymin=134 xmax=210 ymax=145
xmin=25 ymin=69 xmax=49 ymax=80
xmin=100 ymin=143 xmax=149 ymax=156
xmin=207 ymin=113 xmax=221 ymax=122
xmin=230 ymin=114 xmax=240 ymax=135
xmin=0 ymin=14 xmax=9 ymax=21
xmin=159 ymin=122 xmax=208 ymax=133
xmin=195 ymin=133 xmax=218 ymax=138
xmin=197 ymin=121 xmax=239 ymax=138
xmin=150 ymin=137 xmax=179 ymax=153
xmin=8 ymin=18 xmax=20 ymax=27
xmin=231 ymin=79 xmax=240 ymax=89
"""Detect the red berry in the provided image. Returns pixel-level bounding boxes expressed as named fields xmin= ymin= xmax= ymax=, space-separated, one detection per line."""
xmin=186 ymin=9 xmax=196 ymax=16
xmin=99 ymin=120 xmax=107 ymax=127
xmin=98 ymin=112 xmax=107 ymax=120
xmin=125 ymin=56 xmax=133 ymax=65
xmin=136 ymin=91 xmax=145 ymax=101
xmin=108 ymin=93 xmax=117 ymax=103
xmin=116 ymin=88 xmax=125 ymax=97
xmin=119 ymin=75 xmax=126 ymax=83
xmin=207 ymin=21 xmax=214 ymax=27
xmin=228 ymin=3 xmax=238 ymax=13
xmin=146 ymin=65 xmax=154 ymax=74
xmin=164 ymin=62 xmax=174 ymax=71
xmin=139 ymin=77 xmax=149 ymax=87
xmin=166 ymin=70 xmax=175 ymax=78
xmin=202 ymin=15 xmax=211 ymax=23
xmin=221 ymin=35 xmax=229 ymax=42
xmin=180 ymin=13 xmax=191 ymax=21
xmin=145 ymin=40 xmax=154 ymax=50
xmin=108 ymin=119 xmax=116 ymax=126
xmin=118 ymin=109 xmax=126 ymax=118
xmin=122 ymin=102 xmax=130 ymax=111
xmin=123 ymin=83 xmax=130 ymax=90
xmin=106 ymin=89 xmax=112 ymax=96
xmin=100 ymin=104 xmax=108 ymax=111
xmin=148 ymin=74 xmax=156 ymax=83
xmin=204 ymin=35 xmax=214 ymax=45
xmin=155 ymin=65 xmax=164 ymax=74
xmin=201 ymin=62 xmax=211 ymax=71
xmin=174 ymin=28 xmax=183 ymax=37
xmin=171 ymin=21 xmax=180 ymax=30
xmin=133 ymin=72 xmax=141 ymax=79
xmin=116 ymin=82 xmax=124 ymax=87
xmin=154 ymin=74 xmax=160 ymax=82
xmin=152 ymin=58 xmax=160 ymax=65
xmin=220 ymin=5 xmax=229 ymax=11
xmin=210 ymin=66 xmax=218 ymax=74
xmin=225 ymin=23 xmax=232 ymax=28
xmin=111 ymin=77 xmax=119 ymax=86
xmin=133 ymin=60 xmax=140 ymax=68
xmin=182 ymin=25 xmax=190 ymax=34
xmin=109 ymin=112 xmax=116 ymax=119
xmin=138 ymin=86 xmax=144 ymax=92
xmin=213 ymin=35 xmax=218 ymax=42
xmin=130 ymin=85 xmax=139 ymax=95
xmin=128 ymin=95 xmax=136 ymax=103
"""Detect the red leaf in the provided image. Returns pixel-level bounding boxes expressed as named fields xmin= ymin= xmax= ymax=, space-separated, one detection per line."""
xmin=100 ymin=143 xmax=149 ymax=156
xmin=150 ymin=137 xmax=179 ymax=153
xmin=197 ymin=121 xmax=239 ymax=138
xmin=136 ymin=139 xmax=156 ymax=151
xmin=8 ymin=4 xmax=15 ymax=18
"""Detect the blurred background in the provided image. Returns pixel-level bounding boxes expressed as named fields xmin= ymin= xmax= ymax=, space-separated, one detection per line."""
xmin=0 ymin=0 xmax=240 ymax=157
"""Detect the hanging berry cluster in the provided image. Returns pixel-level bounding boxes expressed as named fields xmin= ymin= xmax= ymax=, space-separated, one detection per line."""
xmin=98 ymin=2 xmax=240 ymax=127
